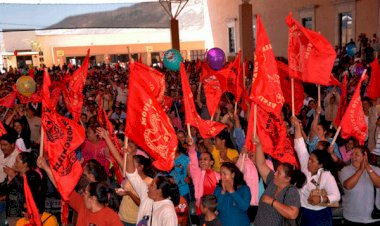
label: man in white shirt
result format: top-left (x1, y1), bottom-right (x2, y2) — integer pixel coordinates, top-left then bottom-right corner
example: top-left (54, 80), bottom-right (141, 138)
top-left (0, 131), bottom-right (19, 225)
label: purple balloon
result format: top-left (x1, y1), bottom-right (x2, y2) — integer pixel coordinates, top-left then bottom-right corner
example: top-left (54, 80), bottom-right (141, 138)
top-left (355, 66), bottom-right (365, 76)
top-left (206, 48), bottom-right (225, 70)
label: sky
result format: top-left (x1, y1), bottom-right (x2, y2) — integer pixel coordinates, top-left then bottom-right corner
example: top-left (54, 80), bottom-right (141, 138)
top-left (0, 0), bottom-right (155, 30)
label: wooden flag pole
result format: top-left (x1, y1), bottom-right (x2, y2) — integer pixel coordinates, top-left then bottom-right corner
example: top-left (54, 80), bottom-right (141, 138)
top-left (243, 61), bottom-right (246, 89)
top-left (234, 102), bottom-right (238, 115)
top-left (330, 126), bottom-right (341, 147)
top-left (187, 124), bottom-right (192, 138)
top-left (123, 137), bottom-right (129, 176)
top-left (291, 78), bottom-right (295, 117)
top-left (253, 104), bottom-right (257, 139)
top-left (39, 128), bottom-right (44, 157)
top-left (318, 85), bottom-right (321, 107)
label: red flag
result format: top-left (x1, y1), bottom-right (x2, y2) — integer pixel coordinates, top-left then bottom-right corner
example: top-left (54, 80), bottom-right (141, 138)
top-left (23, 174), bottom-right (42, 226)
top-left (328, 74), bottom-right (341, 87)
top-left (97, 102), bottom-right (124, 184)
top-left (286, 12), bottom-right (336, 85)
top-left (28, 68), bottom-right (35, 79)
top-left (367, 58), bottom-right (380, 99)
top-left (277, 61), bottom-right (304, 115)
top-left (245, 104), bottom-right (256, 152)
top-left (63, 49), bottom-right (90, 122)
top-left (196, 58), bottom-right (202, 71)
top-left (180, 63), bottom-right (226, 138)
top-left (201, 64), bottom-right (224, 117)
top-left (131, 62), bottom-right (166, 104)
top-left (42, 70), bottom-right (85, 200)
top-left (226, 51), bottom-right (244, 102)
top-left (17, 91), bottom-right (42, 104)
top-left (245, 105), bottom-right (298, 167)
top-left (0, 91), bottom-right (17, 108)
top-left (340, 74), bottom-right (368, 145)
top-left (0, 121), bottom-right (7, 136)
top-left (126, 62), bottom-right (177, 171)
top-left (334, 74), bottom-right (348, 127)
top-left (251, 15), bottom-right (284, 116)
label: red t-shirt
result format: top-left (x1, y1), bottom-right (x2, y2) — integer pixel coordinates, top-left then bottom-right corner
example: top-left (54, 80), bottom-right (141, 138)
top-left (69, 191), bottom-right (123, 226)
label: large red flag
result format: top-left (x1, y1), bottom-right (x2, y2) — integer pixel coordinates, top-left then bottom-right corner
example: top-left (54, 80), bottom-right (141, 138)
top-left (63, 49), bottom-right (90, 122)
top-left (286, 13), bottom-right (336, 85)
top-left (17, 91), bottom-right (42, 104)
top-left (23, 174), bottom-right (42, 226)
top-left (126, 62), bottom-right (177, 171)
top-left (245, 104), bottom-right (298, 167)
top-left (42, 71), bottom-right (84, 200)
top-left (180, 63), bottom-right (226, 138)
top-left (367, 58), bottom-right (380, 99)
top-left (328, 74), bottom-right (341, 87)
top-left (277, 60), bottom-right (304, 115)
top-left (333, 74), bottom-right (348, 127)
top-left (340, 74), bottom-right (368, 145)
top-left (251, 15), bottom-right (284, 116)
top-left (0, 91), bottom-right (17, 108)
top-left (130, 62), bottom-right (166, 104)
top-left (256, 106), bottom-right (298, 166)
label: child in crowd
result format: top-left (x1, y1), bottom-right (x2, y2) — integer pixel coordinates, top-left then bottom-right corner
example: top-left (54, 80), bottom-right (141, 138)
top-left (199, 195), bottom-right (222, 226)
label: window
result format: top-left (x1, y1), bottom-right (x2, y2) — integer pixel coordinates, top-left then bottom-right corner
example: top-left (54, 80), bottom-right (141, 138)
top-left (302, 17), bottom-right (313, 30)
top-left (228, 27), bottom-right (236, 53)
top-left (190, 50), bottom-right (205, 61)
top-left (339, 12), bottom-right (353, 47)
top-left (333, 0), bottom-right (356, 48)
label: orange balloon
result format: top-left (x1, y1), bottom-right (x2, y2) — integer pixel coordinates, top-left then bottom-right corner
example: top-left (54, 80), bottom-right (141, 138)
top-left (16, 76), bottom-right (36, 97)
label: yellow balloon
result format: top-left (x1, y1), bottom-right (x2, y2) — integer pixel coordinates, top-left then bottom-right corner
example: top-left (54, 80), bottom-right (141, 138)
top-left (16, 76), bottom-right (36, 97)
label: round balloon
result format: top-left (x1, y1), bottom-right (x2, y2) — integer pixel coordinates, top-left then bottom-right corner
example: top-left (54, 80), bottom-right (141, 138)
top-left (206, 48), bottom-right (225, 70)
top-left (163, 49), bottom-right (183, 71)
top-left (346, 43), bottom-right (356, 57)
top-left (16, 76), bottom-right (36, 97)
top-left (355, 66), bottom-right (365, 76)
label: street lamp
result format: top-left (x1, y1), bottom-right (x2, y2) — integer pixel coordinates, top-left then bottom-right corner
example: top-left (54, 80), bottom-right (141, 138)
top-left (159, 0), bottom-right (189, 51)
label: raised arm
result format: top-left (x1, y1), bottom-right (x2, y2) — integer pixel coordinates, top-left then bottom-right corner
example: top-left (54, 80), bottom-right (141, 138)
top-left (96, 127), bottom-right (123, 167)
top-left (37, 156), bottom-right (57, 188)
top-left (254, 136), bottom-right (271, 184)
top-left (309, 106), bottom-right (322, 140)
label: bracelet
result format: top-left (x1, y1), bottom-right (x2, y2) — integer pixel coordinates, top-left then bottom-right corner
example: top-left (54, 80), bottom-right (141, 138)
top-left (320, 195), bottom-right (323, 203)
top-left (271, 199), bottom-right (276, 207)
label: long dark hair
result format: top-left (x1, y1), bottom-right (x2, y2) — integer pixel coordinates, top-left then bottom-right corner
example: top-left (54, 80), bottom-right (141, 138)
top-left (134, 155), bottom-right (155, 178)
top-left (156, 176), bottom-right (180, 206)
top-left (281, 163), bottom-right (306, 189)
top-left (312, 149), bottom-right (335, 172)
top-left (87, 182), bottom-right (119, 212)
top-left (216, 129), bottom-right (235, 149)
top-left (219, 162), bottom-right (246, 190)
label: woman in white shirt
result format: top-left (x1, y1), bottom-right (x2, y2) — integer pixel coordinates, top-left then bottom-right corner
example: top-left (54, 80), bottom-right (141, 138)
top-left (292, 116), bottom-right (341, 226)
top-left (96, 127), bottom-right (179, 226)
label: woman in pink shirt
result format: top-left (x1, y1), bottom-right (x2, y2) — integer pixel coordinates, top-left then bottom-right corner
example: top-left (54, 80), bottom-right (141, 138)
top-left (188, 138), bottom-right (220, 215)
top-left (81, 124), bottom-right (110, 174)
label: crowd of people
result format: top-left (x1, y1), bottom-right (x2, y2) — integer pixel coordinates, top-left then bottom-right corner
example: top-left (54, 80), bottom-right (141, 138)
top-left (0, 34), bottom-right (380, 226)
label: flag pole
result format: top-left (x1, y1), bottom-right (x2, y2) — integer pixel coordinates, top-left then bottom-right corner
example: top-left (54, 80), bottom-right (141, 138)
top-left (187, 124), bottom-right (191, 138)
top-left (253, 104), bottom-right (257, 139)
top-left (39, 127), bottom-right (44, 157)
top-left (123, 137), bottom-right (129, 176)
top-left (318, 85), bottom-right (321, 107)
top-left (291, 78), bottom-right (295, 117)
top-left (330, 126), bottom-right (341, 147)
top-left (243, 61), bottom-right (246, 89)
top-left (234, 102), bottom-right (238, 115)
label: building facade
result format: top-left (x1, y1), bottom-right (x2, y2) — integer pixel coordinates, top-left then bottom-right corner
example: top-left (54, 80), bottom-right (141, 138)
top-left (0, 0), bottom-right (379, 71)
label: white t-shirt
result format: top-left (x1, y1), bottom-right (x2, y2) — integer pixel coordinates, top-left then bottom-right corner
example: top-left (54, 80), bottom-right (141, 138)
top-left (0, 148), bottom-right (19, 183)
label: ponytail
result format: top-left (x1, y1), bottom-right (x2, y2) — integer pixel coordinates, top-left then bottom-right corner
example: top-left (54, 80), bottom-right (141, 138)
top-left (87, 182), bottom-right (120, 212)
top-left (282, 163), bottom-right (306, 189)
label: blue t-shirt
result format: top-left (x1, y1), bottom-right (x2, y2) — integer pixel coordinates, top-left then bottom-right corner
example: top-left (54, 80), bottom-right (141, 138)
top-left (170, 153), bottom-right (190, 196)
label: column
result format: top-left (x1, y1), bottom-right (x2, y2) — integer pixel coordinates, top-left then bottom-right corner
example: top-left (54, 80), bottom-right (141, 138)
top-left (239, 0), bottom-right (254, 61)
